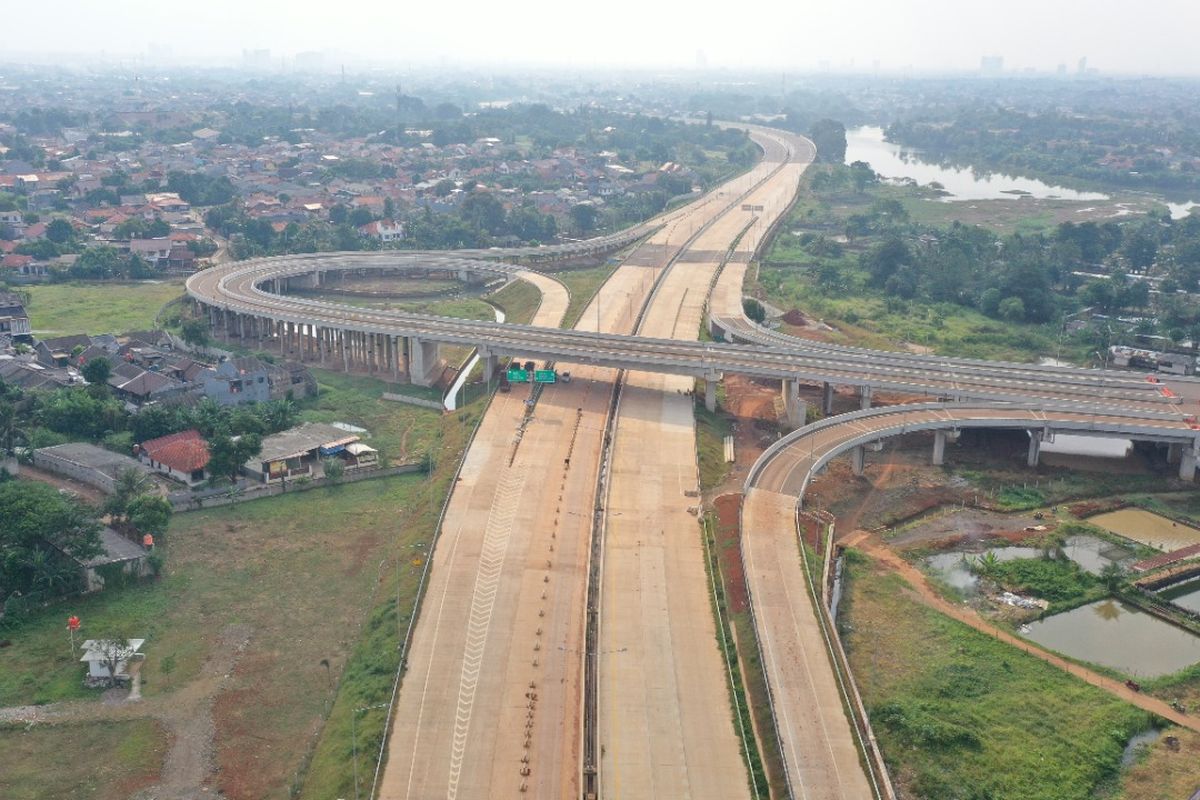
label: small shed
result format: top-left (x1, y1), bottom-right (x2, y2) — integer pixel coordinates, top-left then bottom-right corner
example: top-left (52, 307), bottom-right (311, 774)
top-left (76, 528), bottom-right (152, 592)
top-left (343, 442), bottom-right (379, 469)
top-left (80, 638), bottom-right (145, 684)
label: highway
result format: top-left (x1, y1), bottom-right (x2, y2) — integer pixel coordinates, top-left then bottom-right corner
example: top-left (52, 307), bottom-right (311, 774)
top-left (594, 142), bottom-right (804, 799)
top-left (377, 126), bottom-right (802, 799)
top-left (181, 120), bottom-right (1200, 800)
top-left (738, 400), bottom-right (1199, 800)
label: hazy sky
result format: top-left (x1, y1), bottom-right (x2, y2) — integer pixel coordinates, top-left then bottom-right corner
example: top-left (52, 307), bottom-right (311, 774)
top-left (7, 0), bottom-right (1200, 75)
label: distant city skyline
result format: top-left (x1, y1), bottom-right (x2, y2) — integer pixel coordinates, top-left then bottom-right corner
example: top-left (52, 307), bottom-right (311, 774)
top-left (5, 0), bottom-right (1200, 76)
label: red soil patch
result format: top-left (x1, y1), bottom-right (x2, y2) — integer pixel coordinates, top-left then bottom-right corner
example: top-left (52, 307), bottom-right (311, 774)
top-left (722, 374), bottom-right (779, 421)
top-left (713, 493), bottom-right (749, 613)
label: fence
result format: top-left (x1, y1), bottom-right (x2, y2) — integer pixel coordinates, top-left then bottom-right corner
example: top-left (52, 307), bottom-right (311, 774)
top-left (170, 463), bottom-right (424, 511)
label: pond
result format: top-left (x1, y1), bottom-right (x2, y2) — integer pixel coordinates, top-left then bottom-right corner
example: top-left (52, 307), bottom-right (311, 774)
top-left (1087, 508), bottom-right (1200, 552)
top-left (844, 126), bottom-right (1110, 202)
top-left (1159, 577), bottom-right (1200, 615)
top-left (1022, 598), bottom-right (1200, 678)
top-left (922, 535), bottom-right (1135, 592)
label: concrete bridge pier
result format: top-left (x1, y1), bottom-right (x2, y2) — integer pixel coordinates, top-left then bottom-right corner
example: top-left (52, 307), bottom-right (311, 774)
top-left (1027, 430), bottom-right (1043, 468)
top-left (409, 336), bottom-right (441, 387)
top-left (782, 379), bottom-right (807, 428)
top-left (851, 445), bottom-right (866, 476)
top-left (702, 371), bottom-right (723, 413)
top-left (822, 381), bottom-right (835, 415)
top-left (1180, 449), bottom-right (1197, 482)
top-left (932, 430), bottom-right (947, 466)
top-left (858, 385), bottom-right (873, 410)
top-left (478, 347), bottom-right (498, 384)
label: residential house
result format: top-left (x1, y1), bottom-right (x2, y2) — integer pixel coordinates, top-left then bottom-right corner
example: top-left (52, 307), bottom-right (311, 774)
top-left (36, 334), bottom-right (92, 367)
top-left (243, 421), bottom-right (369, 483)
top-left (128, 237), bottom-right (173, 267)
top-left (137, 428), bottom-right (210, 486)
top-left (201, 356), bottom-right (279, 405)
top-left (358, 219), bottom-right (404, 242)
top-left (107, 362), bottom-right (189, 407)
top-left (0, 292), bottom-right (31, 339)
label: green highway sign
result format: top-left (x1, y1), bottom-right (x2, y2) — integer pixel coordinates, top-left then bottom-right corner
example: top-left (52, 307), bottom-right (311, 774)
top-left (507, 368), bottom-right (529, 382)
top-left (534, 370), bottom-right (557, 384)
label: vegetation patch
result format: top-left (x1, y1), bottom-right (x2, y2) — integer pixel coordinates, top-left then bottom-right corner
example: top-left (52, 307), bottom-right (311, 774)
top-left (0, 718), bottom-right (167, 800)
top-left (695, 404), bottom-right (732, 493)
top-left (22, 281), bottom-right (184, 336)
top-left (487, 278), bottom-right (542, 325)
top-left (840, 554), bottom-right (1150, 800)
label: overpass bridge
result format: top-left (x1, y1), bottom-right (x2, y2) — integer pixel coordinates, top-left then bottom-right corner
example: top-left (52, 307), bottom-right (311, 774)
top-left (187, 249), bottom-right (1188, 416)
top-left (738, 400), bottom-right (1200, 800)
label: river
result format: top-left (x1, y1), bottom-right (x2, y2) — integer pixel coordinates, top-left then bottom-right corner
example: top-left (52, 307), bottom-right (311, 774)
top-left (845, 127), bottom-right (1200, 219)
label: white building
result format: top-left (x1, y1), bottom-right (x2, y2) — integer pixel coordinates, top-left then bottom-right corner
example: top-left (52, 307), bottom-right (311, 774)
top-left (80, 638), bottom-right (146, 684)
top-left (359, 219), bottom-right (405, 243)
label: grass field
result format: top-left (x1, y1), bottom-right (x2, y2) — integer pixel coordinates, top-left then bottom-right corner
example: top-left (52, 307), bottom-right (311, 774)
top-left (0, 718), bottom-right (167, 800)
top-left (840, 550), bottom-right (1151, 800)
top-left (487, 278), bottom-right (541, 325)
top-left (298, 368), bottom-right (444, 464)
top-left (0, 367), bottom-right (484, 798)
top-left (555, 263), bottom-right (619, 328)
top-left (22, 280), bottom-right (185, 336)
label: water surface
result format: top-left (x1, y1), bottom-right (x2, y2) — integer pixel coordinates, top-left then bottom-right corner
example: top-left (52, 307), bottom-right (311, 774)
top-left (844, 127), bottom-right (1108, 202)
top-left (1022, 599), bottom-right (1200, 678)
top-left (1088, 508), bottom-right (1200, 552)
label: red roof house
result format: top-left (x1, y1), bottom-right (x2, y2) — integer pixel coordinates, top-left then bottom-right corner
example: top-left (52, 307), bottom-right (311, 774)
top-left (138, 429), bottom-right (210, 486)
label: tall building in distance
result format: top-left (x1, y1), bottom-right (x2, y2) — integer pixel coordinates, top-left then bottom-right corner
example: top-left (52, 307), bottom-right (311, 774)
top-left (980, 55), bottom-right (1004, 75)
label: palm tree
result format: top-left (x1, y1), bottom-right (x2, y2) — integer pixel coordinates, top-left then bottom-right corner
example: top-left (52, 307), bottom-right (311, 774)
top-left (1100, 561), bottom-right (1125, 593)
top-left (971, 551), bottom-right (1001, 580)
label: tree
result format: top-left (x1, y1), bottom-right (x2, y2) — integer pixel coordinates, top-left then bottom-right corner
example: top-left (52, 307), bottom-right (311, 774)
top-left (180, 318), bottom-right (210, 348)
top-left (322, 457), bottom-right (345, 483)
top-left (1100, 561), bottom-right (1125, 593)
top-left (570, 203), bottom-right (599, 234)
top-left (328, 203), bottom-right (349, 225)
top-left (0, 481), bottom-right (100, 607)
top-left (46, 218), bottom-right (74, 244)
top-left (91, 637), bottom-right (138, 688)
top-left (349, 207), bottom-right (374, 228)
top-left (998, 296), bottom-right (1026, 322)
top-left (743, 298), bottom-right (767, 324)
top-left (105, 467), bottom-right (153, 522)
top-left (127, 494), bottom-right (172, 541)
top-left (81, 356), bottom-right (112, 388)
top-left (207, 432), bottom-right (261, 484)
top-left (809, 119), bottom-right (847, 164)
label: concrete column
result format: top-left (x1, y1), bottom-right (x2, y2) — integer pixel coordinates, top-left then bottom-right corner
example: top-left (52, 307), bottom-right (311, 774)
top-left (479, 348), bottom-right (498, 384)
top-left (932, 430), bottom-right (947, 466)
top-left (1180, 450), bottom-right (1197, 482)
top-left (822, 381), bottom-right (835, 415)
top-left (410, 336), bottom-right (440, 387)
top-left (783, 379), bottom-right (806, 428)
top-left (859, 385), bottom-right (873, 410)
top-left (705, 378), bottom-right (718, 412)
top-left (1027, 430), bottom-right (1042, 468)
top-left (340, 330), bottom-right (349, 372)
top-left (851, 445), bottom-right (866, 476)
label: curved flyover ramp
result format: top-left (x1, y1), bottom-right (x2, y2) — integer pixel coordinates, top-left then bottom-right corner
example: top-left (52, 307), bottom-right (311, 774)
top-left (739, 402), bottom-right (1199, 800)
